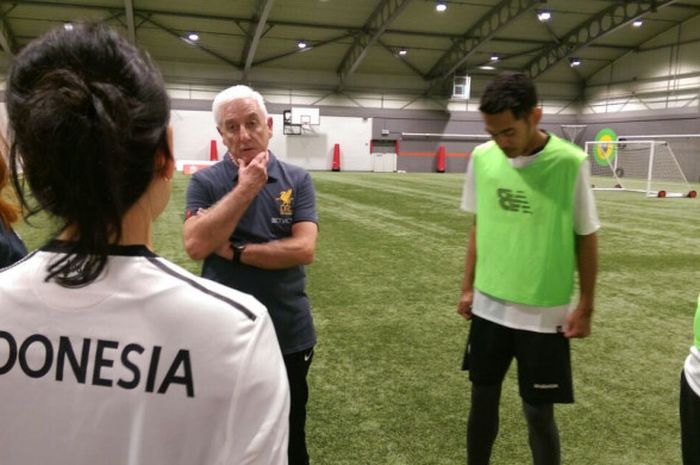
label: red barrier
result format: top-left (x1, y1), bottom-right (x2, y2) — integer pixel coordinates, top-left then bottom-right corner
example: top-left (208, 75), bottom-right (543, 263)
top-left (332, 143), bottom-right (341, 171)
top-left (436, 145), bottom-right (446, 173)
top-left (210, 140), bottom-right (218, 161)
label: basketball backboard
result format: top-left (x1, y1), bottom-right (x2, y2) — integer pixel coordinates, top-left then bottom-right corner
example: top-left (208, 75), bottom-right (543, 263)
top-left (291, 107), bottom-right (320, 125)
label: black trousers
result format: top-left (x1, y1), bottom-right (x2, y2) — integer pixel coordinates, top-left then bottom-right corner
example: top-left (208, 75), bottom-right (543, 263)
top-left (284, 347), bottom-right (314, 465)
top-left (680, 370), bottom-right (700, 465)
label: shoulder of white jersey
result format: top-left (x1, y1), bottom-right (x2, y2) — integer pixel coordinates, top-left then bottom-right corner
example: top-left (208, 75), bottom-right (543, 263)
top-left (0, 249), bottom-right (38, 275)
top-left (144, 256), bottom-right (267, 322)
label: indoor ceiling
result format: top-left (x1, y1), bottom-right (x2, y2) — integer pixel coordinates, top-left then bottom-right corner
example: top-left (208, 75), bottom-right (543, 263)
top-left (1, 0), bottom-right (700, 96)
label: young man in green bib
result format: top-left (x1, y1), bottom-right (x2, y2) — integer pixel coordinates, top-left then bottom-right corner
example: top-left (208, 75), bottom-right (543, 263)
top-left (680, 294), bottom-right (700, 464)
top-left (457, 72), bottom-right (599, 465)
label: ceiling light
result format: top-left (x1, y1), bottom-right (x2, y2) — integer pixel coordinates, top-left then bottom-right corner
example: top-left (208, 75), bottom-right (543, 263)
top-left (187, 32), bottom-right (199, 41)
top-left (632, 19), bottom-right (643, 27)
top-left (537, 9), bottom-right (551, 22)
top-left (479, 65), bottom-right (496, 71)
top-left (297, 40), bottom-right (307, 49)
top-left (64, 23), bottom-right (74, 31)
top-left (569, 57), bottom-right (581, 67)
top-left (436, 1), bottom-right (447, 12)
top-left (490, 54), bottom-right (499, 62)
top-left (398, 48), bottom-right (408, 56)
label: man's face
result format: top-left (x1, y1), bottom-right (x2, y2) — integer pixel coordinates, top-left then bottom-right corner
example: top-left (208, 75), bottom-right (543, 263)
top-left (217, 98), bottom-right (273, 164)
top-left (482, 108), bottom-right (539, 158)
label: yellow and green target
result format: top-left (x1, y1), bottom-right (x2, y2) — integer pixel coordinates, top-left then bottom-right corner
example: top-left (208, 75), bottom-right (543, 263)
top-left (594, 128), bottom-right (617, 166)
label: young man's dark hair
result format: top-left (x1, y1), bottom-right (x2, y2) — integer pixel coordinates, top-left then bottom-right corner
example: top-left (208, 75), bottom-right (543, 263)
top-left (479, 72), bottom-right (538, 119)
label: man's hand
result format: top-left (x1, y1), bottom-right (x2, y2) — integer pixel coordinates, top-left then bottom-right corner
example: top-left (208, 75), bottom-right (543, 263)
top-left (457, 289), bottom-right (474, 320)
top-left (564, 304), bottom-right (593, 338)
top-left (237, 151), bottom-right (268, 195)
top-left (214, 241), bottom-right (234, 261)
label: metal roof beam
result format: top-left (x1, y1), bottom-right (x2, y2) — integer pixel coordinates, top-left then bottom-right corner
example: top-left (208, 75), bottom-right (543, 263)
top-left (525, 0), bottom-right (680, 81)
top-left (134, 13), bottom-right (241, 70)
top-left (377, 38), bottom-right (426, 80)
top-left (0, 17), bottom-right (15, 55)
top-left (0, 4), bottom-right (17, 55)
top-left (124, 0), bottom-right (135, 43)
top-left (1, 0), bottom-right (640, 51)
top-left (253, 32), bottom-right (352, 66)
top-left (427, 0), bottom-right (542, 80)
top-left (336, 0), bottom-right (414, 86)
top-left (242, 0), bottom-right (275, 80)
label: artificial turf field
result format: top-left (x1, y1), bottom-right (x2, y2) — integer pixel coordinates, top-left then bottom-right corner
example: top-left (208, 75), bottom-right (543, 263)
top-left (16, 171), bottom-right (700, 465)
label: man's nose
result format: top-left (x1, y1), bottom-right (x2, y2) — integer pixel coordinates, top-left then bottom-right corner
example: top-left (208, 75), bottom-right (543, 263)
top-left (238, 126), bottom-right (250, 140)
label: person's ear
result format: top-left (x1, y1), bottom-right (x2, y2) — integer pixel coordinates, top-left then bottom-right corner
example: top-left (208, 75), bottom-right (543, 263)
top-left (162, 155), bottom-right (175, 180)
top-left (156, 126), bottom-right (175, 180)
top-left (267, 116), bottom-right (273, 137)
top-left (531, 107), bottom-right (543, 126)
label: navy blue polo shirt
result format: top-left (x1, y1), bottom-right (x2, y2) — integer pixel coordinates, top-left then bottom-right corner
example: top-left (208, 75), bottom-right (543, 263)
top-left (0, 221), bottom-right (27, 269)
top-left (185, 152), bottom-right (318, 354)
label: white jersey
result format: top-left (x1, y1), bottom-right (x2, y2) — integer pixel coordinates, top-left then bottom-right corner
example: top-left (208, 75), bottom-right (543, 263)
top-left (684, 346), bottom-right (700, 397)
top-left (0, 242), bottom-right (289, 465)
top-left (461, 144), bottom-right (601, 333)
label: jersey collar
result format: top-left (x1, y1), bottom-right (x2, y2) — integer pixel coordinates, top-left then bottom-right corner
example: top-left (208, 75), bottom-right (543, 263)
top-left (41, 240), bottom-right (157, 257)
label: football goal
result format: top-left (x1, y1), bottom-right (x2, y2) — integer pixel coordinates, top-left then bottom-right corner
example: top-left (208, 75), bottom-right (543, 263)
top-left (584, 139), bottom-right (697, 198)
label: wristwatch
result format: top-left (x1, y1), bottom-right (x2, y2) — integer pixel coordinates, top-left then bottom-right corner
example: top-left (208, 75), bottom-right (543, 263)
top-left (231, 242), bottom-right (247, 264)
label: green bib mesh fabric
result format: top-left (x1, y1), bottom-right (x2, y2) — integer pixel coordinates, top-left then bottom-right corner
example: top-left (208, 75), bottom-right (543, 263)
top-left (473, 135), bottom-right (586, 306)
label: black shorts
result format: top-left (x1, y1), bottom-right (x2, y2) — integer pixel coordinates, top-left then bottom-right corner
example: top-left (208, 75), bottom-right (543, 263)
top-left (680, 370), bottom-right (700, 464)
top-left (462, 315), bottom-right (574, 404)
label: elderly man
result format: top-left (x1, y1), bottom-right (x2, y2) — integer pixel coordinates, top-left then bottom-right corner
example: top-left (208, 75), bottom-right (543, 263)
top-left (184, 85), bottom-right (318, 465)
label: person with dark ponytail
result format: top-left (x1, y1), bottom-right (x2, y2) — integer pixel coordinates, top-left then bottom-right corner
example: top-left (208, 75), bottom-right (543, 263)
top-left (0, 137), bottom-right (27, 268)
top-left (0, 23), bottom-right (289, 465)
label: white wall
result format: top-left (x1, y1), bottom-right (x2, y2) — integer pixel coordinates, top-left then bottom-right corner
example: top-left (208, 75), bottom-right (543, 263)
top-left (278, 115), bottom-right (373, 171)
top-left (171, 109), bottom-right (373, 172)
top-left (171, 110), bottom-right (224, 162)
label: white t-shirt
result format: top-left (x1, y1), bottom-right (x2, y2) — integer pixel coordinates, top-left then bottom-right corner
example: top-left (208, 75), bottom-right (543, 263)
top-left (0, 243), bottom-right (289, 465)
top-left (684, 346), bottom-right (700, 397)
top-left (461, 145), bottom-right (601, 333)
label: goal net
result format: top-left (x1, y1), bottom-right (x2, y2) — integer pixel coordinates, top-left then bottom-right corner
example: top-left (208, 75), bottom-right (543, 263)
top-left (584, 140), bottom-right (696, 198)
top-left (561, 124), bottom-right (587, 145)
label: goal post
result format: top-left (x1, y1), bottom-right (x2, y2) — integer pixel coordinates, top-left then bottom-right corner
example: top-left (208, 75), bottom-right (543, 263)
top-left (584, 139), bottom-right (696, 198)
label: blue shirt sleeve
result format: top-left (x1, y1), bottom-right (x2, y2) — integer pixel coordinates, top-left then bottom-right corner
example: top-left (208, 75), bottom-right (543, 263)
top-left (185, 172), bottom-right (215, 221)
top-left (293, 171), bottom-right (318, 225)
top-left (0, 223), bottom-right (27, 268)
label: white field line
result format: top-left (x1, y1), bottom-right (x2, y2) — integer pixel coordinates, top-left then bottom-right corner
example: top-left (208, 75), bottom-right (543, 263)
top-left (316, 191), bottom-right (466, 248)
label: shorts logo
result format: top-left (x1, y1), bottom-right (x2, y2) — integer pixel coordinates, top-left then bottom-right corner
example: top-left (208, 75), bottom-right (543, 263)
top-left (277, 188), bottom-right (293, 216)
top-left (497, 188), bottom-right (532, 214)
top-left (533, 383), bottom-right (559, 389)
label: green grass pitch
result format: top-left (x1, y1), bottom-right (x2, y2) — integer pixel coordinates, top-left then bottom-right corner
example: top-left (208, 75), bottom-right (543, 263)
top-left (15, 171), bottom-right (700, 465)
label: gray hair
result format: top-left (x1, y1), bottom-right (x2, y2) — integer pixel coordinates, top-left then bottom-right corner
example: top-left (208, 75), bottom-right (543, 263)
top-left (212, 84), bottom-right (268, 126)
